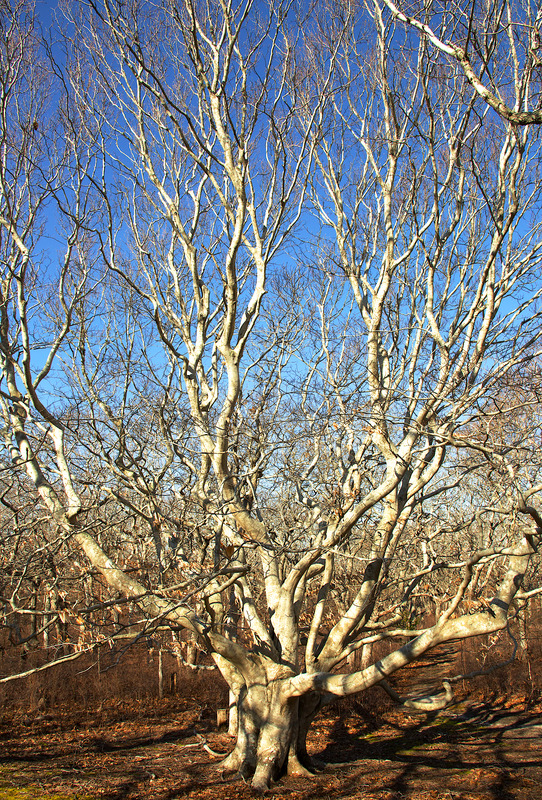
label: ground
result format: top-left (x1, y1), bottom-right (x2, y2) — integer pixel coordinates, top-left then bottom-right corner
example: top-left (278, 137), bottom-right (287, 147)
top-left (1, 691), bottom-right (542, 800)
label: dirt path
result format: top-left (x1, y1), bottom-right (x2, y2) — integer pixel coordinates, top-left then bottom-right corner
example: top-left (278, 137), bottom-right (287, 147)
top-left (2, 694), bottom-right (542, 800)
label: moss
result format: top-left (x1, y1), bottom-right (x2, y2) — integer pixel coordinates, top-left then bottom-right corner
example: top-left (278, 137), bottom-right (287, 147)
top-left (0, 772), bottom-right (94, 800)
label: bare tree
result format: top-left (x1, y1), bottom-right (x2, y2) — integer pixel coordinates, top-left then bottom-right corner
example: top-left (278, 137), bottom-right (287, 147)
top-left (2, 0), bottom-right (542, 790)
top-left (380, 0), bottom-right (542, 124)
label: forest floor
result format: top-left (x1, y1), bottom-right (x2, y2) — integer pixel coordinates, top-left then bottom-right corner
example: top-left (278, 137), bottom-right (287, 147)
top-left (1, 689), bottom-right (542, 800)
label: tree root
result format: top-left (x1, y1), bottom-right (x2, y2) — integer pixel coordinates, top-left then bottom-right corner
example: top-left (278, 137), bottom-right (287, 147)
top-left (380, 678), bottom-right (454, 711)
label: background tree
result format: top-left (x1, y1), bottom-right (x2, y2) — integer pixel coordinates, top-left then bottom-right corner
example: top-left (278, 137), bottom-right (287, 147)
top-left (2, 0), bottom-right (542, 790)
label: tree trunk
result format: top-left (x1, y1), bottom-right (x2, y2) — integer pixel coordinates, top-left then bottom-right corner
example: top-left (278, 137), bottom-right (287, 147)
top-left (158, 648), bottom-right (164, 699)
top-left (361, 642), bottom-right (373, 670)
top-left (220, 679), bottom-right (324, 791)
top-left (228, 689), bottom-right (238, 736)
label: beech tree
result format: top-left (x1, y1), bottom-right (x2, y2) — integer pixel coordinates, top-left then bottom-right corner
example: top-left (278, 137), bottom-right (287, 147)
top-left (381, 0), bottom-right (542, 125)
top-left (2, 0), bottom-right (542, 790)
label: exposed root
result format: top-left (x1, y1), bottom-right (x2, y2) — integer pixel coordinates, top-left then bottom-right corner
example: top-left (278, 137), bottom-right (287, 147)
top-left (287, 761), bottom-right (315, 778)
top-left (380, 678), bottom-right (454, 711)
top-left (176, 734), bottom-right (229, 759)
top-left (251, 774), bottom-right (273, 793)
top-left (220, 750), bottom-right (243, 773)
top-left (196, 733), bottom-right (229, 758)
top-left (287, 749), bottom-right (323, 776)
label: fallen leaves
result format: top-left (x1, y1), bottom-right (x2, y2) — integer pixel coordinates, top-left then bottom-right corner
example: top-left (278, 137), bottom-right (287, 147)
top-left (1, 696), bottom-right (542, 799)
